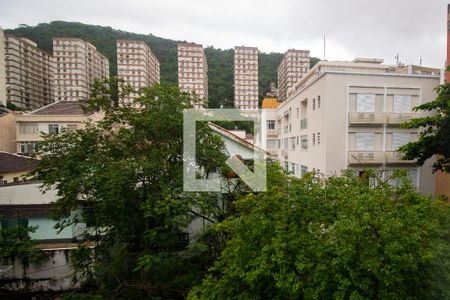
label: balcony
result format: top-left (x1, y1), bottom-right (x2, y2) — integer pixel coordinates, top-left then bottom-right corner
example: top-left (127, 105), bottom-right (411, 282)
top-left (300, 118), bottom-right (308, 130)
top-left (348, 112), bottom-right (386, 125)
top-left (348, 151), bottom-right (384, 164)
top-left (385, 151), bottom-right (416, 164)
top-left (388, 113), bottom-right (418, 124)
top-left (267, 129), bottom-right (277, 136)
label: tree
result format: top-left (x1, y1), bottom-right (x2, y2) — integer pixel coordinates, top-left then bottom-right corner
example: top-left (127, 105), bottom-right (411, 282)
top-left (33, 81), bottom-right (228, 298)
top-left (189, 168), bottom-right (450, 299)
top-left (399, 82), bottom-right (450, 173)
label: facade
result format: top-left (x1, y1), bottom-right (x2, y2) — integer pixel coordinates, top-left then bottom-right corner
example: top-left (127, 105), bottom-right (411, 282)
top-left (177, 42), bottom-right (208, 105)
top-left (277, 49), bottom-right (310, 102)
top-left (15, 101), bottom-right (100, 155)
top-left (264, 59), bottom-right (439, 195)
top-left (1, 29), bottom-right (53, 109)
top-left (0, 29), bottom-right (6, 106)
top-left (117, 40), bottom-right (160, 104)
top-left (53, 38), bottom-right (109, 102)
top-left (234, 46), bottom-right (258, 110)
top-left (0, 108), bottom-right (17, 153)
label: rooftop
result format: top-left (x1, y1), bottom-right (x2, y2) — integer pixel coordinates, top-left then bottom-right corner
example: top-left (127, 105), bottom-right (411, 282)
top-left (0, 152), bottom-right (38, 174)
top-left (30, 101), bottom-right (91, 116)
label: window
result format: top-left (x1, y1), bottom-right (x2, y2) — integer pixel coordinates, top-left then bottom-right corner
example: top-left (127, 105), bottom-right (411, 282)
top-left (267, 120), bottom-right (275, 130)
top-left (290, 137), bottom-right (296, 150)
top-left (317, 133), bottom-right (321, 145)
top-left (266, 140), bottom-right (276, 149)
top-left (291, 163), bottom-right (296, 174)
top-left (312, 133), bottom-right (316, 146)
top-left (313, 98), bottom-right (316, 110)
top-left (317, 95), bottom-right (321, 108)
top-left (19, 123), bottom-right (38, 134)
top-left (1, 218), bottom-right (28, 229)
top-left (393, 95), bottom-right (412, 113)
top-left (356, 94), bottom-right (376, 112)
top-left (392, 132), bottom-right (410, 150)
top-left (283, 138), bottom-right (289, 150)
top-left (300, 165), bottom-right (308, 177)
top-left (48, 124), bottom-right (59, 134)
top-left (356, 133), bottom-right (375, 151)
top-left (296, 108), bottom-right (299, 118)
top-left (284, 161), bottom-right (289, 171)
top-left (20, 141), bottom-right (36, 154)
top-left (301, 135), bottom-right (308, 150)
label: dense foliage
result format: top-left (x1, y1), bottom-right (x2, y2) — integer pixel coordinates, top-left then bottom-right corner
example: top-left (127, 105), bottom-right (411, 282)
top-left (6, 21), bottom-right (320, 108)
top-left (189, 170), bottom-right (450, 299)
top-left (33, 81), bottom-right (229, 298)
top-left (0, 225), bottom-right (43, 269)
top-left (400, 82), bottom-right (450, 173)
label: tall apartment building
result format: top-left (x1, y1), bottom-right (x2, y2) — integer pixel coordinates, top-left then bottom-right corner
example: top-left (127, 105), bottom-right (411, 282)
top-left (177, 42), bottom-right (208, 105)
top-left (234, 46), bottom-right (258, 110)
top-left (53, 38), bottom-right (109, 102)
top-left (0, 29), bottom-right (53, 109)
top-left (117, 40), bottom-right (160, 104)
top-left (0, 30), bottom-right (6, 107)
top-left (264, 58), bottom-right (439, 195)
top-left (277, 49), bottom-right (310, 102)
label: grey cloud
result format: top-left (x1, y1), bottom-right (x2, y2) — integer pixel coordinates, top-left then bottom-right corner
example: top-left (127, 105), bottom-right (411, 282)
top-left (0, 0), bottom-right (447, 67)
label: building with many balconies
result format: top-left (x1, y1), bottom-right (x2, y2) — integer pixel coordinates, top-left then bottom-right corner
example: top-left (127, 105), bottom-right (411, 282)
top-left (264, 58), bottom-right (439, 195)
top-left (277, 49), bottom-right (310, 102)
top-left (0, 29), bottom-right (54, 109)
top-left (177, 42), bottom-right (208, 106)
top-left (234, 46), bottom-right (258, 110)
top-left (52, 38), bottom-right (109, 102)
top-left (117, 40), bottom-right (160, 104)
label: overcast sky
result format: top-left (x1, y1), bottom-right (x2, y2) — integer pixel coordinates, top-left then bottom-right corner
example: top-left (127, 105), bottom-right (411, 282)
top-left (0, 0), bottom-right (447, 68)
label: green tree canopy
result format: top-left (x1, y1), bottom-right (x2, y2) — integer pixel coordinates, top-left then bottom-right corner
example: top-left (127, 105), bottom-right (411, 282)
top-left (33, 81), bottom-right (228, 298)
top-left (400, 82), bottom-right (450, 173)
top-left (189, 169), bottom-right (450, 299)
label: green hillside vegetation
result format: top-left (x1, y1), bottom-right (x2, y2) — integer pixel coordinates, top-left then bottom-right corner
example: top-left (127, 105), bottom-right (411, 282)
top-left (6, 21), bottom-right (320, 108)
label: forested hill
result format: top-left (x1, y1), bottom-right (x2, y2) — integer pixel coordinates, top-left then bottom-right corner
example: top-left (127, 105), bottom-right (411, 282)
top-left (6, 21), bottom-right (320, 108)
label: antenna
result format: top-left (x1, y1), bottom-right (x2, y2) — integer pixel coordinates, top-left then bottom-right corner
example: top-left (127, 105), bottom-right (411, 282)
top-left (323, 35), bottom-right (326, 61)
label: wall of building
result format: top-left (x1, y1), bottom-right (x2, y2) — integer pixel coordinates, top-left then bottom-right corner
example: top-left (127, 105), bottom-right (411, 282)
top-left (0, 183), bottom-right (58, 205)
top-left (0, 29), bottom-right (6, 106)
top-left (0, 112), bottom-right (17, 152)
top-left (0, 247), bottom-right (78, 293)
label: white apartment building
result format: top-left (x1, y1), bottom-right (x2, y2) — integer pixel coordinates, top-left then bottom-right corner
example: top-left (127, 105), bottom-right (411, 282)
top-left (178, 42), bottom-right (208, 105)
top-left (0, 29), bottom-right (53, 109)
top-left (234, 46), bottom-right (258, 110)
top-left (117, 40), bottom-right (160, 104)
top-left (53, 38), bottom-right (109, 102)
top-left (277, 49), bottom-right (310, 102)
top-left (265, 58), bottom-right (439, 195)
